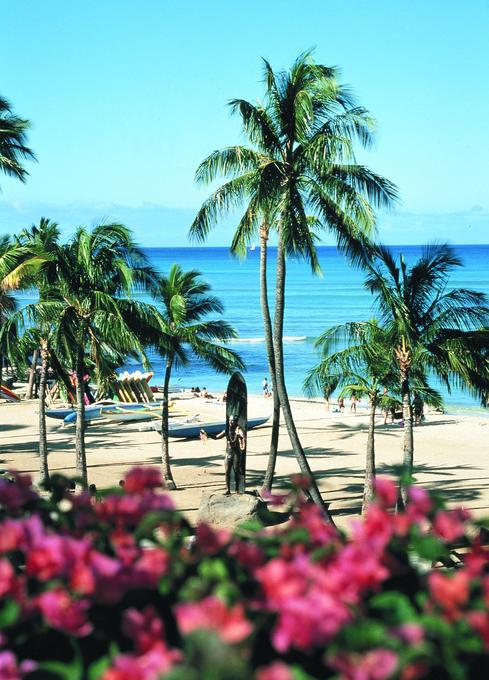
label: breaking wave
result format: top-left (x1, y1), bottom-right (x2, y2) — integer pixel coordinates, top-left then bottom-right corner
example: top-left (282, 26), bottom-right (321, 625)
top-left (230, 336), bottom-right (308, 344)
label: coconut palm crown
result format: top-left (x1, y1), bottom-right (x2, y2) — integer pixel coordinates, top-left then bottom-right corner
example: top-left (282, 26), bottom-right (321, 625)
top-left (0, 95), bottom-right (35, 186)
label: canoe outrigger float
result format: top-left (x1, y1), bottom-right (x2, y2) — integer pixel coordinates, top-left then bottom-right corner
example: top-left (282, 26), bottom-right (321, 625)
top-left (154, 414), bottom-right (270, 439)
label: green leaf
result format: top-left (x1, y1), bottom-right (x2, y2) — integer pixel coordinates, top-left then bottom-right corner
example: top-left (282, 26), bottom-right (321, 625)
top-left (37, 659), bottom-right (82, 680)
top-left (291, 668), bottom-right (317, 680)
top-left (236, 518), bottom-right (263, 533)
top-left (0, 599), bottom-right (19, 629)
top-left (370, 591), bottom-right (418, 624)
top-left (342, 620), bottom-right (387, 649)
top-left (88, 655), bottom-right (111, 680)
top-left (198, 558), bottom-right (229, 582)
top-left (410, 534), bottom-right (448, 562)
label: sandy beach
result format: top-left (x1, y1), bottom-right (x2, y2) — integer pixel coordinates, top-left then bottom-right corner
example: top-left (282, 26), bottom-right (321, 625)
top-left (1, 394), bottom-right (488, 528)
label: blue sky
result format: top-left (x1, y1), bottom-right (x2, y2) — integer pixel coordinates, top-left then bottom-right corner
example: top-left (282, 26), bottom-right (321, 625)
top-left (1, 0), bottom-right (488, 245)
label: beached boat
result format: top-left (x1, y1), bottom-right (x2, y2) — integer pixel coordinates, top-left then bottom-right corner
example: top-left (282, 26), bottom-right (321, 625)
top-left (47, 400), bottom-right (116, 421)
top-left (163, 414), bottom-right (270, 439)
top-left (62, 402), bottom-right (152, 425)
top-left (102, 406), bottom-right (161, 422)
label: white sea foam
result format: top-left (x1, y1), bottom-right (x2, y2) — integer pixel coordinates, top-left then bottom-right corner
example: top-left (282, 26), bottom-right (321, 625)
top-left (230, 336), bottom-right (307, 343)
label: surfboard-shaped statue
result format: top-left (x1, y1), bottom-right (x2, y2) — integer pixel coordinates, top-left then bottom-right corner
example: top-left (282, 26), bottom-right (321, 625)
top-left (225, 372), bottom-right (247, 494)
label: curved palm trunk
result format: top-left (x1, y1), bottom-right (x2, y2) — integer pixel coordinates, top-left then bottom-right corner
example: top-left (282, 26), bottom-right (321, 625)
top-left (362, 396), bottom-right (377, 514)
top-left (273, 234), bottom-right (334, 522)
top-left (75, 344), bottom-right (88, 488)
top-left (260, 225), bottom-right (281, 492)
top-left (26, 349), bottom-right (39, 399)
top-left (161, 356), bottom-right (176, 490)
top-left (38, 342), bottom-right (50, 486)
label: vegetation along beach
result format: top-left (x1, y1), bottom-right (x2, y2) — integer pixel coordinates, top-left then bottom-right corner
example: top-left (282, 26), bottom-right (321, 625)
top-left (1, 3), bottom-right (489, 678)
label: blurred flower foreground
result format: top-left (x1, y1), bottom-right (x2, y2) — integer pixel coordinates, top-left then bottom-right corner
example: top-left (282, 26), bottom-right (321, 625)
top-left (0, 467), bottom-right (488, 680)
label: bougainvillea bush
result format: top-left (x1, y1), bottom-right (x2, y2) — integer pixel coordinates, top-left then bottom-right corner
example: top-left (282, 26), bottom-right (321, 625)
top-left (0, 468), bottom-right (488, 680)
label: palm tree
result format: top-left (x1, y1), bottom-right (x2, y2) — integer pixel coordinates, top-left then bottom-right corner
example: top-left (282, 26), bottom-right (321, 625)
top-left (304, 321), bottom-right (397, 513)
top-left (190, 51), bottom-right (398, 512)
top-left (33, 223), bottom-right (159, 487)
top-left (13, 218), bottom-right (62, 484)
top-left (363, 243), bottom-right (489, 502)
top-left (304, 320), bottom-right (442, 513)
top-left (0, 95), bottom-right (35, 187)
top-left (153, 264), bottom-right (244, 489)
top-left (258, 221), bottom-right (281, 492)
top-left (0, 234), bottom-right (44, 388)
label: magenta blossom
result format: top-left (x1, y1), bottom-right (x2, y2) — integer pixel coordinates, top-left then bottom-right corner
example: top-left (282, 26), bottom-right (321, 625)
top-left (176, 595), bottom-right (252, 644)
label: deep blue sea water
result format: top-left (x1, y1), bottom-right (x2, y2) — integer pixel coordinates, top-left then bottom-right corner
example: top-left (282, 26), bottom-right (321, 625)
top-left (126, 245), bottom-right (489, 414)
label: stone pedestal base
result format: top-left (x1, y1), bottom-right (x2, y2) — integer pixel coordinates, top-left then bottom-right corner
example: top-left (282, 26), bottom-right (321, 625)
top-left (197, 491), bottom-right (264, 528)
top-left (197, 491), bottom-right (291, 529)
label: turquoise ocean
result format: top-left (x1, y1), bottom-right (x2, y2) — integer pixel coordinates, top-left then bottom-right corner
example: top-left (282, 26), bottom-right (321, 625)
top-left (126, 245), bottom-right (488, 414)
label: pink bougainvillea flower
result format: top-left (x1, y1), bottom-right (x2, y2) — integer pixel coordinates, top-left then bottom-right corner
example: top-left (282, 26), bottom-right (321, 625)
top-left (229, 539), bottom-right (265, 570)
top-left (0, 559), bottom-right (15, 598)
top-left (432, 509), bottom-right (468, 542)
top-left (467, 610), bottom-right (489, 649)
top-left (374, 478), bottom-right (398, 508)
top-left (25, 535), bottom-right (66, 581)
top-left (37, 588), bottom-right (92, 636)
top-left (390, 623), bottom-right (424, 645)
top-left (0, 519), bottom-right (23, 554)
top-left (134, 548), bottom-right (168, 583)
top-left (406, 486), bottom-right (432, 520)
top-left (0, 472), bottom-right (37, 511)
top-left (292, 501), bottom-right (338, 545)
top-left (428, 571), bottom-right (470, 619)
top-left (195, 522), bottom-right (231, 554)
top-left (122, 606), bottom-right (165, 654)
top-left (0, 651), bottom-right (37, 680)
top-left (255, 661), bottom-right (294, 680)
top-left (175, 595), bottom-right (252, 644)
top-left (329, 648), bottom-right (398, 680)
top-left (103, 642), bottom-right (181, 680)
top-left (351, 504), bottom-right (393, 552)
top-left (123, 466), bottom-right (164, 494)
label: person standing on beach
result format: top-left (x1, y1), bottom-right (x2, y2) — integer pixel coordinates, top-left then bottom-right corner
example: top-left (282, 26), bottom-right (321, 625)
top-left (350, 393), bottom-right (358, 413)
top-left (262, 377), bottom-right (269, 397)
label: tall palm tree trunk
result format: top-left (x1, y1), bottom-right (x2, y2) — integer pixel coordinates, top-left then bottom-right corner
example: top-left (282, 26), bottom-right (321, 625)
top-left (396, 342), bottom-right (413, 506)
top-left (75, 344), bottom-right (88, 488)
top-left (260, 225), bottom-right (281, 492)
top-left (38, 341), bottom-right (50, 486)
top-left (161, 356), bottom-right (176, 490)
top-left (273, 234), bottom-right (333, 522)
top-left (26, 348), bottom-right (39, 399)
top-left (362, 396), bottom-right (377, 514)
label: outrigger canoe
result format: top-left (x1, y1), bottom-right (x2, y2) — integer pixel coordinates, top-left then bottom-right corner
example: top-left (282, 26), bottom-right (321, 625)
top-left (47, 400), bottom-right (116, 421)
top-left (160, 415), bottom-right (270, 439)
top-left (62, 402), bottom-right (152, 425)
top-left (101, 406), bottom-right (161, 423)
